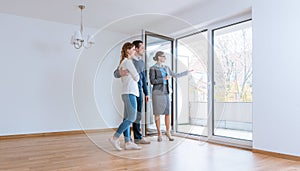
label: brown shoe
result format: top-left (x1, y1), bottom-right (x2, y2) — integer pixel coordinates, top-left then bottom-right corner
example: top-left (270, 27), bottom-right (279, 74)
top-left (134, 138), bottom-right (151, 144)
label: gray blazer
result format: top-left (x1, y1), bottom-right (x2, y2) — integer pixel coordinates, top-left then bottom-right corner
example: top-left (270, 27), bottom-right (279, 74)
top-left (149, 64), bottom-right (189, 95)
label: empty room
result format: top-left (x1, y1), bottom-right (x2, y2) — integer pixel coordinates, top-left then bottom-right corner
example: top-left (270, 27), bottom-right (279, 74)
top-left (1, 0), bottom-right (300, 170)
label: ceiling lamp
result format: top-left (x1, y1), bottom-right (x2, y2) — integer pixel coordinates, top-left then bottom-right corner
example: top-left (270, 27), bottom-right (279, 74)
top-left (71, 5), bottom-right (95, 49)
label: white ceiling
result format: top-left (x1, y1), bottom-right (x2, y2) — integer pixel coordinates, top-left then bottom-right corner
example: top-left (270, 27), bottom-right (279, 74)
top-left (0, 0), bottom-right (210, 33)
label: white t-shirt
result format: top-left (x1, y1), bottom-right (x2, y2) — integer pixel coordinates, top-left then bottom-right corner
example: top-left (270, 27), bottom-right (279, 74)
top-left (119, 58), bottom-right (140, 97)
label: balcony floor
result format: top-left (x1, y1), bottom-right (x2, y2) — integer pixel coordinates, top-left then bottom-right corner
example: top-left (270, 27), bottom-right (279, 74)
top-left (177, 124), bottom-right (252, 141)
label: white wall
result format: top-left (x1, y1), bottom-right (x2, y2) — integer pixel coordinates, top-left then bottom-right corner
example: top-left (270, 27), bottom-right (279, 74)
top-left (73, 29), bottom-right (130, 130)
top-left (0, 13), bottom-right (128, 135)
top-left (252, 0), bottom-right (300, 156)
top-left (0, 13), bottom-right (79, 135)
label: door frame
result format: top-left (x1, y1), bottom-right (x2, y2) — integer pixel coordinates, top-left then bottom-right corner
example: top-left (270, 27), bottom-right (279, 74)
top-left (142, 30), bottom-right (174, 136)
top-left (174, 29), bottom-right (208, 137)
top-left (172, 14), bottom-right (253, 149)
top-left (210, 18), bottom-right (253, 147)
top-left (142, 13), bottom-right (253, 149)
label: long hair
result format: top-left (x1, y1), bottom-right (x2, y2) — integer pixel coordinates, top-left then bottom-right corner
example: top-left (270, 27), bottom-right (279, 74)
top-left (120, 42), bottom-right (134, 64)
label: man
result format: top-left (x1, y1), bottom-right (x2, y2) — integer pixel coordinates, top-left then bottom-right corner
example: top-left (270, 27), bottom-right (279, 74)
top-left (114, 40), bottom-right (150, 144)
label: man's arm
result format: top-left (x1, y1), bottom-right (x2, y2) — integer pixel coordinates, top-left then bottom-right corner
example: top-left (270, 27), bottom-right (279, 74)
top-left (141, 70), bottom-right (149, 96)
top-left (141, 70), bottom-right (150, 102)
top-left (113, 67), bottom-right (129, 78)
top-left (113, 68), bottom-right (121, 78)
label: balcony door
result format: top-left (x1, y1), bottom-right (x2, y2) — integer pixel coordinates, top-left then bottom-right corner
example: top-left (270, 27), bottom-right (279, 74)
top-left (176, 30), bottom-right (209, 137)
top-left (212, 20), bottom-right (252, 141)
top-left (143, 31), bottom-right (174, 135)
top-left (142, 19), bottom-right (252, 146)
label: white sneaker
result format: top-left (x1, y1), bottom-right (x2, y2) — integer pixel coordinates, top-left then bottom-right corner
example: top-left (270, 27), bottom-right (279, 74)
top-left (125, 142), bottom-right (142, 150)
top-left (109, 137), bottom-right (122, 151)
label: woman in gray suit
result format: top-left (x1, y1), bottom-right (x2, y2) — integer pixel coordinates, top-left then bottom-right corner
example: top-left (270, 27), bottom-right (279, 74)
top-left (149, 51), bottom-right (192, 142)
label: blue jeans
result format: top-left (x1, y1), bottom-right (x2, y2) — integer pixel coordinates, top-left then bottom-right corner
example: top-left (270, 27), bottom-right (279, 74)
top-left (132, 90), bottom-right (143, 140)
top-left (114, 94), bottom-right (137, 142)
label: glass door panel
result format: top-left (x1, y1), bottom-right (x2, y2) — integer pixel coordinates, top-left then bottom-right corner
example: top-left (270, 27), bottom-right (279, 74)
top-left (176, 31), bottom-right (208, 136)
top-left (212, 20), bottom-right (252, 141)
top-left (144, 31), bottom-right (174, 135)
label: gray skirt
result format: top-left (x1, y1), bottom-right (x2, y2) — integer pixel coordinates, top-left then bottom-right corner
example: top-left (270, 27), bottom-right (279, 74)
top-left (152, 85), bottom-right (170, 115)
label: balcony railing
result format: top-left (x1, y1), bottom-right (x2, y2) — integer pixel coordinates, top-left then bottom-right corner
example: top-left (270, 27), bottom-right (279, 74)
top-left (178, 101), bottom-right (252, 131)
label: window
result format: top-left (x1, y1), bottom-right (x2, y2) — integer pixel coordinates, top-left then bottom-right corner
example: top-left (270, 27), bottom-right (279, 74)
top-left (212, 20), bottom-right (252, 141)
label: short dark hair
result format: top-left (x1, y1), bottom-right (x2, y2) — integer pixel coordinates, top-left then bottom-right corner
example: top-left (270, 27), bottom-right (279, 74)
top-left (132, 40), bottom-right (143, 48)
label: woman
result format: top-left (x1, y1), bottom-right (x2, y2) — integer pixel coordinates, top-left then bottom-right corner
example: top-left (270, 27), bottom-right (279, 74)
top-left (109, 42), bottom-right (141, 150)
top-left (149, 51), bottom-right (192, 142)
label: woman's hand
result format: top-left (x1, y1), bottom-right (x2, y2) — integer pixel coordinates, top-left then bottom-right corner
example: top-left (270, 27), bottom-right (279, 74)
top-left (164, 75), bottom-right (171, 80)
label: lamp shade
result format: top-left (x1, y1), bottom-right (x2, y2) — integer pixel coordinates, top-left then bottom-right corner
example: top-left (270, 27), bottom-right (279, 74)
top-left (74, 31), bottom-right (83, 41)
top-left (70, 35), bottom-right (75, 44)
top-left (87, 34), bottom-right (95, 44)
top-left (71, 5), bottom-right (95, 49)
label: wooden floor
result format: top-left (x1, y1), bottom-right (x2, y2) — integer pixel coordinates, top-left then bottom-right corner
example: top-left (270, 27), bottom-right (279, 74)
top-left (1, 131), bottom-right (300, 171)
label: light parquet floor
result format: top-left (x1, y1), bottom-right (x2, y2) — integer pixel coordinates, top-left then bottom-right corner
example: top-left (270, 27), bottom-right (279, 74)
top-left (1, 131), bottom-right (300, 171)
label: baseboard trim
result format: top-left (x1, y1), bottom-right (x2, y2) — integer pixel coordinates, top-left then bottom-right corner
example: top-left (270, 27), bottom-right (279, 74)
top-left (253, 149), bottom-right (300, 161)
top-left (0, 128), bottom-right (116, 140)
